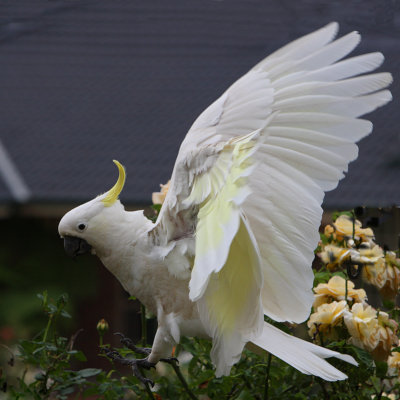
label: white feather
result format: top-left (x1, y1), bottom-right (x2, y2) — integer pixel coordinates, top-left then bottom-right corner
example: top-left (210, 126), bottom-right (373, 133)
top-left (252, 322), bottom-right (357, 381)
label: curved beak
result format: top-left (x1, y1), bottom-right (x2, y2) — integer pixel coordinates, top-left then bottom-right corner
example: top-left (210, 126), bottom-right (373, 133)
top-left (63, 236), bottom-right (92, 257)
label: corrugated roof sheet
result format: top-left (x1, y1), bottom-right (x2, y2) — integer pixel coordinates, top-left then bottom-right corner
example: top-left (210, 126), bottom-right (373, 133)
top-left (0, 0), bottom-right (399, 209)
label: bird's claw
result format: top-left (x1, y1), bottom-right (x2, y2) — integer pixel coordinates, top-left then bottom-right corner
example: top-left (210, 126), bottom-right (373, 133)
top-left (130, 357), bottom-right (156, 387)
top-left (160, 356), bottom-right (179, 365)
top-left (101, 347), bottom-right (156, 387)
top-left (114, 332), bottom-right (152, 356)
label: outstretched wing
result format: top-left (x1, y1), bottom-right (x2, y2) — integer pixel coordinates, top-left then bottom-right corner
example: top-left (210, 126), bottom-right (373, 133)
top-left (152, 22), bottom-right (392, 373)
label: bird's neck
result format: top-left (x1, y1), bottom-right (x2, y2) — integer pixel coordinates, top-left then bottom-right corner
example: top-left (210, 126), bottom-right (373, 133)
top-left (93, 208), bottom-right (156, 295)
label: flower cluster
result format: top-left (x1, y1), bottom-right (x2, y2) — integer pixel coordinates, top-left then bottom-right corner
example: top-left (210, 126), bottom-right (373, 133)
top-left (310, 213), bottom-right (400, 375)
top-left (319, 214), bottom-right (400, 300)
top-left (308, 276), bottom-right (399, 361)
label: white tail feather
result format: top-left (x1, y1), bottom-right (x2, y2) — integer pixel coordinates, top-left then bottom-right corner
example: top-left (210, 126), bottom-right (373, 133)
top-left (251, 322), bottom-right (358, 381)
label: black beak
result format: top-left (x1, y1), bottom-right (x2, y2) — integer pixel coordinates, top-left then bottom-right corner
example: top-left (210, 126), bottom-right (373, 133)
top-left (63, 236), bottom-right (92, 257)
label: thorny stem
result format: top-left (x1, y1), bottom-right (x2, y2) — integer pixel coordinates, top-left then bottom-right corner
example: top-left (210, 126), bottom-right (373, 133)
top-left (263, 353), bottom-right (272, 400)
top-left (227, 383), bottom-right (239, 398)
top-left (242, 374), bottom-right (261, 400)
top-left (318, 378), bottom-right (329, 400)
top-left (280, 385), bottom-right (296, 395)
top-left (141, 303), bottom-right (147, 346)
top-left (170, 361), bottom-right (198, 400)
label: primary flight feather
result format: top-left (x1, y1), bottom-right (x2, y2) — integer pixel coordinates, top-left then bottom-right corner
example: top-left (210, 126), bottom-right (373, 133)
top-left (58, 22), bottom-right (392, 381)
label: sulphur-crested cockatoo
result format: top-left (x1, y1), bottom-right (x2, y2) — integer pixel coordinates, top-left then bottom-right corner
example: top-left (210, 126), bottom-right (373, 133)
top-left (59, 22), bottom-right (392, 382)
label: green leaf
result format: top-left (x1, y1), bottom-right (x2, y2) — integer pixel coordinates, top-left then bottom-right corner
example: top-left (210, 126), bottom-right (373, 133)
top-left (59, 386), bottom-right (75, 396)
top-left (48, 304), bottom-right (57, 314)
top-left (152, 204), bottom-right (162, 212)
top-left (313, 270), bottom-right (332, 285)
top-left (332, 211), bottom-right (354, 222)
top-left (57, 293), bottom-right (68, 308)
top-left (348, 345), bottom-right (374, 369)
top-left (32, 346), bottom-right (45, 355)
top-left (34, 372), bottom-right (46, 381)
top-left (71, 350), bottom-right (87, 362)
top-left (375, 360), bottom-right (388, 378)
top-left (383, 299), bottom-right (395, 310)
top-left (60, 310), bottom-right (71, 319)
top-left (76, 368), bottom-right (102, 378)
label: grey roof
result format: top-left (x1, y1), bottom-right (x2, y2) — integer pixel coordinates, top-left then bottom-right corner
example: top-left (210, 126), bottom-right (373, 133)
top-left (0, 0), bottom-right (399, 210)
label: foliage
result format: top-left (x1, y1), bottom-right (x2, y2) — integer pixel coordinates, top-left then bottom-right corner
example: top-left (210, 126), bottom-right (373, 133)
top-left (0, 217), bottom-right (99, 339)
top-left (2, 211), bottom-right (400, 399)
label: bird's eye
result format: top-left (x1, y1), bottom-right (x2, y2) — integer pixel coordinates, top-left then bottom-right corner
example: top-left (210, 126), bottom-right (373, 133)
top-left (78, 223), bottom-right (86, 231)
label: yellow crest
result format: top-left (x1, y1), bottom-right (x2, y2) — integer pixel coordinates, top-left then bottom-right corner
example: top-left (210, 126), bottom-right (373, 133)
top-left (102, 160), bottom-right (126, 207)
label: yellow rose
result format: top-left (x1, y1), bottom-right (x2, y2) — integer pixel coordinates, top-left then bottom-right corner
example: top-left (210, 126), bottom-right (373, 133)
top-left (386, 251), bottom-right (400, 267)
top-left (324, 224), bottom-right (335, 237)
top-left (307, 300), bottom-right (348, 342)
top-left (344, 303), bottom-right (379, 352)
top-left (371, 312), bottom-right (399, 361)
top-left (318, 245), bottom-right (351, 271)
top-left (313, 275), bottom-right (367, 309)
top-left (388, 350), bottom-right (400, 370)
top-left (363, 258), bottom-right (388, 289)
top-left (333, 214), bottom-right (374, 242)
top-left (380, 265), bottom-right (400, 300)
top-left (353, 245), bottom-right (384, 264)
top-left (152, 180), bottom-right (171, 205)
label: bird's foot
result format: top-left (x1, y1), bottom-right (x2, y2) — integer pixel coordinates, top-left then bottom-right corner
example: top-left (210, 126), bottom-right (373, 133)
top-left (160, 356), bottom-right (179, 365)
top-left (114, 332), bottom-right (152, 356)
top-left (115, 332), bottom-right (179, 365)
top-left (102, 347), bottom-right (156, 387)
top-left (107, 332), bottom-right (179, 386)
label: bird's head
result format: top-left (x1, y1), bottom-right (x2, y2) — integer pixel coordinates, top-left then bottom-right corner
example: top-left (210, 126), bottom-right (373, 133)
top-left (58, 160), bottom-right (127, 258)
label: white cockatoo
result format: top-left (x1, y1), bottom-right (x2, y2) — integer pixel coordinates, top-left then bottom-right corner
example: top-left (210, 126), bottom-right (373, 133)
top-left (58, 22), bottom-right (392, 383)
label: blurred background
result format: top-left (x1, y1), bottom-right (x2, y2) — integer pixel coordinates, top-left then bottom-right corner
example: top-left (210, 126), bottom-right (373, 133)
top-left (0, 0), bottom-right (399, 370)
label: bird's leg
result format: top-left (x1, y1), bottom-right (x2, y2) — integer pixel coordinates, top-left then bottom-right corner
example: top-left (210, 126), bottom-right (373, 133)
top-left (102, 347), bottom-right (156, 387)
top-left (105, 328), bottom-right (178, 387)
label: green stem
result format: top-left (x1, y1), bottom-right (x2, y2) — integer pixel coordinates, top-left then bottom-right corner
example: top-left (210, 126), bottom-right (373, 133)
top-left (263, 353), bottom-right (272, 400)
top-left (143, 380), bottom-right (155, 400)
top-left (43, 315), bottom-right (53, 342)
top-left (170, 362), bottom-right (198, 400)
top-left (141, 303), bottom-right (147, 346)
top-left (99, 334), bottom-right (103, 347)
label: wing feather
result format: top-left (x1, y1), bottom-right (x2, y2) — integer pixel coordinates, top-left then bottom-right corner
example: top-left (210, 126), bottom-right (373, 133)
top-left (151, 23), bottom-right (392, 372)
